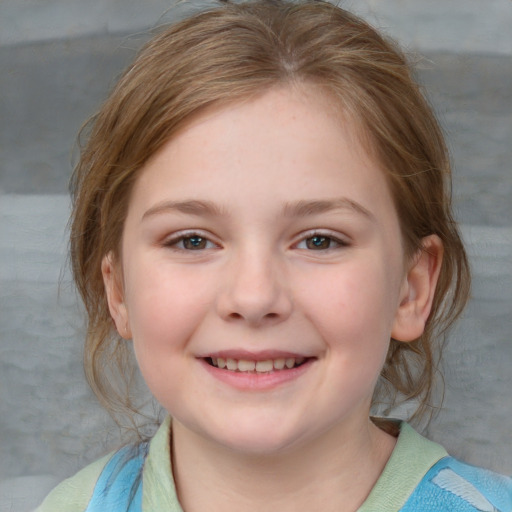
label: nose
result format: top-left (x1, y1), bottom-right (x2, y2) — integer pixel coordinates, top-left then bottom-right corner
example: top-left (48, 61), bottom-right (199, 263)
top-left (216, 249), bottom-right (293, 327)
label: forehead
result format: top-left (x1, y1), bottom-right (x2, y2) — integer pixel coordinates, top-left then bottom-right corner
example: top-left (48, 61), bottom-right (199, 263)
top-left (144, 83), bottom-right (372, 167)
top-left (129, 86), bottom-right (395, 223)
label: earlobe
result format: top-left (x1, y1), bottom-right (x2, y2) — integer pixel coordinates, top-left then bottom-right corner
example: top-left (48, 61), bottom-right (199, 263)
top-left (101, 252), bottom-right (132, 339)
top-left (391, 235), bottom-right (443, 342)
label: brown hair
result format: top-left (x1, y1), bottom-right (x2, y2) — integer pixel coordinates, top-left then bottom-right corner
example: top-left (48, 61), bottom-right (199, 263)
top-left (70, 0), bottom-right (470, 426)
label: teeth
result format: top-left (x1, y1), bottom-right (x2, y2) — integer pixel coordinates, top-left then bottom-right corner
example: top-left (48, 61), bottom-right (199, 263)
top-left (238, 360), bottom-right (256, 371)
top-left (273, 358), bottom-right (285, 370)
top-left (255, 360), bottom-right (273, 372)
top-left (210, 356), bottom-right (306, 373)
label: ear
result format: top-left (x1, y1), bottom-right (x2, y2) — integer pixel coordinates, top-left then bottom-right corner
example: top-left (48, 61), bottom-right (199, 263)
top-left (391, 235), bottom-right (443, 342)
top-left (101, 252), bottom-right (132, 339)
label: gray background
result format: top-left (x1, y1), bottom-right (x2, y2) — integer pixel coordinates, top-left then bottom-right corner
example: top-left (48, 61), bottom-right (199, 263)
top-left (1, 1), bottom-right (511, 510)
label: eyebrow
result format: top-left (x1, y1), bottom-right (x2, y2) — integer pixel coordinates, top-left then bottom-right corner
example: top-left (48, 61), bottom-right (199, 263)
top-left (142, 198), bottom-right (375, 222)
top-left (283, 198), bottom-right (376, 222)
top-left (142, 200), bottom-right (227, 220)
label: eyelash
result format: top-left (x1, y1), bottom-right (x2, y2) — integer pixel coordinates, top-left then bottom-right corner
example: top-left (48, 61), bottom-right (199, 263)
top-left (295, 231), bottom-right (349, 251)
top-left (163, 230), bottom-right (348, 252)
top-left (163, 231), bottom-right (219, 251)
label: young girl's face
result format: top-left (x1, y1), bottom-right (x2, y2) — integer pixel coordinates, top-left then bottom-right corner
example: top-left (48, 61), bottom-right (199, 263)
top-left (104, 86), bottom-right (421, 455)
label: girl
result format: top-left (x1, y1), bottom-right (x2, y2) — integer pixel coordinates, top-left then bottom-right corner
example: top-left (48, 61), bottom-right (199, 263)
top-left (37, 1), bottom-right (512, 510)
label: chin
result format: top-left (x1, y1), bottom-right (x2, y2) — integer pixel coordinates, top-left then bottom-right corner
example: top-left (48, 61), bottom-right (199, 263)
top-left (200, 418), bottom-right (311, 457)
top-left (220, 433), bottom-right (300, 457)
top-left (173, 402), bottom-right (321, 457)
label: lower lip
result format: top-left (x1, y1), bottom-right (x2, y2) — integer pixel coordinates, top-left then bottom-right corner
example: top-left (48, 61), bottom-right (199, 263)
top-left (199, 358), bottom-right (314, 391)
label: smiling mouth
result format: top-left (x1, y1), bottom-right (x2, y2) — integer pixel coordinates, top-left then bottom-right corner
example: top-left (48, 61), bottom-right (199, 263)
top-left (205, 356), bottom-right (309, 373)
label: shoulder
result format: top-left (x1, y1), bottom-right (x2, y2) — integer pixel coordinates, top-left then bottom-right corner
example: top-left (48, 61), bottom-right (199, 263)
top-left (35, 418), bottom-right (172, 512)
top-left (360, 421), bottom-right (512, 512)
top-left (401, 456), bottom-right (512, 512)
top-left (359, 421), bottom-right (449, 511)
top-left (34, 452), bottom-right (113, 512)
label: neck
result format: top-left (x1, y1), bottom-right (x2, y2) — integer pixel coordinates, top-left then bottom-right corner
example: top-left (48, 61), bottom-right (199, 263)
top-left (171, 418), bottom-right (396, 512)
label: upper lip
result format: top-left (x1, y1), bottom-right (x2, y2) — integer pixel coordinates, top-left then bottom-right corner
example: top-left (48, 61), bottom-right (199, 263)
top-left (198, 349), bottom-right (314, 361)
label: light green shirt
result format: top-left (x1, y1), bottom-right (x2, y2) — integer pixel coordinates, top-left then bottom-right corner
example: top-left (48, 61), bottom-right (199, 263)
top-left (37, 417), bottom-right (447, 511)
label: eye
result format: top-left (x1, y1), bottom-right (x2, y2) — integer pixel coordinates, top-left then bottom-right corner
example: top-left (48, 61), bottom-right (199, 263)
top-left (296, 233), bottom-right (347, 251)
top-left (164, 233), bottom-right (218, 251)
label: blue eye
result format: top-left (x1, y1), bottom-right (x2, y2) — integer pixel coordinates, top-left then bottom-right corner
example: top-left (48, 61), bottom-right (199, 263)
top-left (182, 236), bottom-right (207, 250)
top-left (297, 233), bottom-right (346, 251)
top-left (307, 236), bottom-right (331, 250)
top-left (165, 234), bottom-right (216, 251)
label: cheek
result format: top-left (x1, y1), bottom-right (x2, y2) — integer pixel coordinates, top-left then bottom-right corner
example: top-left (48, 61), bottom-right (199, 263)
top-left (296, 259), bottom-right (398, 355)
top-left (125, 266), bottom-right (214, 408)
top-left (125, 263), bottom-right (213, 357)
top-left (304, 264), bottom-right (390, 319)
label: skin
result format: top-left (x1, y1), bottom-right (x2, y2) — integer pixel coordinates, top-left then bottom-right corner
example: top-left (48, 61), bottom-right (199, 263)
top-left (102, 86), bottom-right (442, 511)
